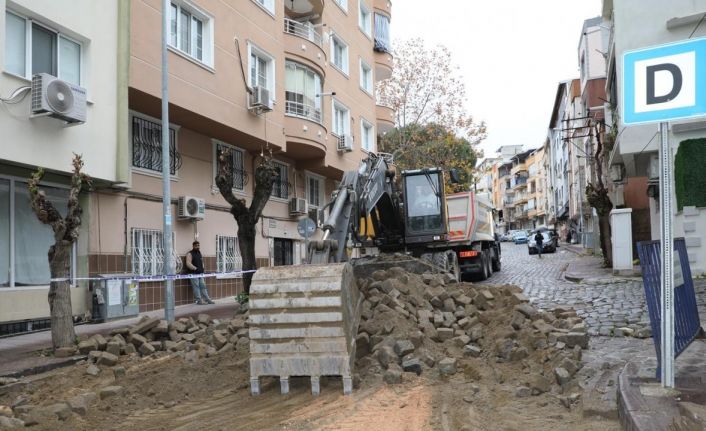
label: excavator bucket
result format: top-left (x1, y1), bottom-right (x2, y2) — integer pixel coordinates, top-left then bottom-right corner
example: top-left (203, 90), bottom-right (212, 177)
top-left (248, 262), bottom-right (361, 396)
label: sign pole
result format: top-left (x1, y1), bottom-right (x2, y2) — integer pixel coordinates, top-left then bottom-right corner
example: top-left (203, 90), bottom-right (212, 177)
top-left (161, 0), bottom-right (175, 323)
top-left (659, 121), bottom-right (674, 388)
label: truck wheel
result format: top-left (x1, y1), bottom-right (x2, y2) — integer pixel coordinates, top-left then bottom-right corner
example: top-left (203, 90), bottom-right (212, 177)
top-left (478, 252), bottom-right (490, 281)
top-left (447, 251), bottom-right (460, 282)
top-left (492, 251), bottom-right (501, 272)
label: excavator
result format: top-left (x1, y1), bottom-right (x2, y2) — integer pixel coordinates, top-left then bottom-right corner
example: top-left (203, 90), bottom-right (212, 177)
top-left (247, 152), bottom-right (501, 396)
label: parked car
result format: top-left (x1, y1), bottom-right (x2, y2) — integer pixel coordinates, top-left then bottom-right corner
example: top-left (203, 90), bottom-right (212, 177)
top-left (513, 231), bottom-right (529, 244)
top-left (528, 231), bottom-right (556, 254)
top-left (500, 232), bottom-right (514, 242)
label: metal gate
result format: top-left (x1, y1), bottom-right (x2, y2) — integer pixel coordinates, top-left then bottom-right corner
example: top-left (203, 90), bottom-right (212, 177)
top-left (636, 238), bottom-right (701, 378)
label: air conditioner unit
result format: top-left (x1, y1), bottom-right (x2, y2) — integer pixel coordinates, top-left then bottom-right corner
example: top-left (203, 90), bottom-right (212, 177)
top-left (648, 154), bottom-right (659, 181)
top-left (609, 163), bottom-right (625, 183)
top-left (308, 207), bottom-right (326, 227)
top-left (249, 86), bottom-right (273, 112)
top-left (177, 196), bottom-right (206, 220)
top-left (289, 197), bottom-right (308, 216)
top-left (31, 73), bottom-right (87, 124)
top-left (337, 134), bottom-right (353, 152)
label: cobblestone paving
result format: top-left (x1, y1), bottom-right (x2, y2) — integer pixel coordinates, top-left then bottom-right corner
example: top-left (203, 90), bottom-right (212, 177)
top-left (483, 243), bottom-right (706, 337)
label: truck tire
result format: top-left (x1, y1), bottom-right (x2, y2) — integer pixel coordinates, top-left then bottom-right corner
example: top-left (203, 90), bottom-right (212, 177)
top-left (478, 252), bottom-right (490, 281)
top-left (447, 250), bottom-right (460, 282)
top-left (492, 250), bottom-right (501, 272)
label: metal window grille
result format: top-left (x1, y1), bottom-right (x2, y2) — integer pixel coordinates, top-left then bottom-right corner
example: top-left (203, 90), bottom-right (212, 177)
top-left (283, 18), bottom-right (322, 47)
top-left (132, 116), bottom-right (182, 174)
top-left (216, 143), bottom-right (246, 190)
top-left (271, 162), bottom-right (289, 199)
top-left (216, 235), bottom-right (242, 276)
top-left (273, 238), bottom-right (293, 266)
top-left (131, 228), bottom-right (182, 276)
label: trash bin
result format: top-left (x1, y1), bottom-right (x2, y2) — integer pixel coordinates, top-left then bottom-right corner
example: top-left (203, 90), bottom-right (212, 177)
top-left (91, 274), bottom-right (139, 322)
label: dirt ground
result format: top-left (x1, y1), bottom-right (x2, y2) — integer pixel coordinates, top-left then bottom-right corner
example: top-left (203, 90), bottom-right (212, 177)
top-left (0, 265), bottom-right (624, 430)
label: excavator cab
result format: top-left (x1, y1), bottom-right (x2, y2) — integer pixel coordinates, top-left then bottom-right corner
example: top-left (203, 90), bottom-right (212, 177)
top-left (402, 168), bottom-right (447, 245)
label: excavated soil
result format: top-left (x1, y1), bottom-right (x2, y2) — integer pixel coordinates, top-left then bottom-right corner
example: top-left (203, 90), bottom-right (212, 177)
top-left (0, 262), bottom-right (622, 430)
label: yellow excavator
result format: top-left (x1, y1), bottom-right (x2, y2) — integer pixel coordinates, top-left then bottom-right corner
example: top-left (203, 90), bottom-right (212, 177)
top-left (248, 152), bottom-right (501, 396)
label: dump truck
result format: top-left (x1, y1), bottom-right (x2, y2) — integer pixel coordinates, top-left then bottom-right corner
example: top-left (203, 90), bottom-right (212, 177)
top-left (248, 153), bottom-right (501, 396)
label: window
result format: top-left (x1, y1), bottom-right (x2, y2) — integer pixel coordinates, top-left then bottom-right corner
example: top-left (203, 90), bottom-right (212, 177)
top-left (271, 161), bottom-right (289, 200)
top-left (330, 34), bottom-right (349, 74)
top-left (253, 0), bottom-right (275, 14)
top-left (331, 100), bottom-right (350, 137)
top-left (4, 11), bottom-right (82, 85)
top-left (285, 61), bottom-right (323, 123)
top-left (248, 44), bottom-right (275, 96)
top-left (359, 1), bottom-right (372, 36)
top-left (131, 114), bottom-right (181, 175)
top-left (374, 13), bottom-right (391, 53)
top-left (333, 0), bottom-right (348, 12)
top-left (213, 141), bottom-right (245, 191)
top-left (0, 178), bottom-right (76, 287)
top-left (169, 2), bottom-right (213, 66)
top-left (216, 235), bottom-right (242, 275)
top-left (360, 119), bottom-right (374, 152)
top-left (306, 173), bottom-right (325, 208)
top-left (131, 228), bottom-right (181, 276)
top-left (273, 238), bottom-right (294, 266)
top-left (359, 59), bottom-right (373, 94)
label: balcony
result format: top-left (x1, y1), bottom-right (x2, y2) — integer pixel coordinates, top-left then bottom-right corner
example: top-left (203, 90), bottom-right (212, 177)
top-left (376, 104), bottom-right (395, 134)
top-left (512, 176), bottom-right (528, 189)
top-left (528, 209), bottom-right (538, 219)
top-left (373, 0), bottom-right (392, 16)
top-left (374, 51), bottom-right (393, 81)
top-left (283, 109), bottom-right (327, 161)
top-left (511, 163), bottom-right (528, 175)
top-left (284, 0), bottom-right (324, 18)
top-left (283, 18), bottom-right (326, 76)
top-left (374, 12), bottom-right (393, 80)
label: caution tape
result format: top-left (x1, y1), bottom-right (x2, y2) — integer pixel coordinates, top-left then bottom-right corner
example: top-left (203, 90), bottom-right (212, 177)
top-left (50, 269), bottom-right (258, 283)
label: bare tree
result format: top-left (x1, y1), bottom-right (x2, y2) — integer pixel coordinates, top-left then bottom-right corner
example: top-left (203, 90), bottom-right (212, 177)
top-left (585, 122), bottom-right (613, 267)
top-left (377, 38), bottom-right (486, 151)
top-left (28, 154), bottom-right (91, 350)
top-left (215, 150), bottom-right (277, 294)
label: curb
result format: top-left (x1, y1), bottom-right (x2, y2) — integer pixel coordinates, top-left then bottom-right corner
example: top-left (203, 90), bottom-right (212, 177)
top-left (617, 362), bottom-right (679, 431)
top-left (0, 355), bottom-right (87, 380)
top-left (564, 273), bottom-right (583, 283)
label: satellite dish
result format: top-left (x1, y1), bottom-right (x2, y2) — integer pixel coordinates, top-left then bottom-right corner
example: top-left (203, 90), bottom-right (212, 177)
top-left (46, 80), bottom-right (74, 113)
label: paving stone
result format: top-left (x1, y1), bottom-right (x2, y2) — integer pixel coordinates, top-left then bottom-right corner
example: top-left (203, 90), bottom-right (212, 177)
top-left (99, 386), bottom-right (124, 400)
top-left (394, 340), bottom-right (415, 357)
top-left (401, 358), bottom-right (423, 376)
top-left (438, 358), bottom-right (457, 376)
top-left (46, 402), bottom-right (72, 421)
top-left (96, 352), bottom-right (119, 366)
top-left (67, 392), bottom-right (97, 416)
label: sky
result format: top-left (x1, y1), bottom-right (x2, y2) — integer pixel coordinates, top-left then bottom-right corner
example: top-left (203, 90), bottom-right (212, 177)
top-left (391, 0), bottom-right (603, 159)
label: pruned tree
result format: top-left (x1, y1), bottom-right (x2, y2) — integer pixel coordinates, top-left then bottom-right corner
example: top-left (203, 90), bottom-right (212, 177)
top-left (381, 123), bottom-right (478, 193)
top-left (585, 122), bottom-right (613, 267)
top-left (28, 154), bottom-right (91, 350)
top-left (377, 38), bottom-right (487, 151)
top-left (215, 150), bottom-right (278, 294)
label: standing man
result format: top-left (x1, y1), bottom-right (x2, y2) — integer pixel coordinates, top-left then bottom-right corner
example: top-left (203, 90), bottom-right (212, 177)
top-left (186, 241), bottom-right (214, 305)
top-left (534, 231), bottom-right (544, 259)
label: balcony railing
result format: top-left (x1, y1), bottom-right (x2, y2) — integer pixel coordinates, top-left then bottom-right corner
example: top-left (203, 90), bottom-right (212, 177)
top-left (284, 18), bottom-right (322, 47)
top-left (285, 100), bottom-right (322, 124)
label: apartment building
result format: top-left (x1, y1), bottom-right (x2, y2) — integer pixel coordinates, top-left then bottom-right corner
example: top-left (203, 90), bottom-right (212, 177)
top-left (0, 0), bottom-right (395, 331)
top-left (603, 0), bottom-right (705, 274)
top-left (0, 0), bottom-right (123, 331)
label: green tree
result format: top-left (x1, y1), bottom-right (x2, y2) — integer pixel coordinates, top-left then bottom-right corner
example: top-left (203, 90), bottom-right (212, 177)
top-left (381, 123), bottom-right (478, 193)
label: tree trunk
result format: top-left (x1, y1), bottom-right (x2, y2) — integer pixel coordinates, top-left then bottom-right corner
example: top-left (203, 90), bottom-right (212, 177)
top-left (237, 220), bottom-right (257, 294)
top-left (597, 212), bottom-right (613, 267)
top-left (48, 240), bottom-right (75, 349)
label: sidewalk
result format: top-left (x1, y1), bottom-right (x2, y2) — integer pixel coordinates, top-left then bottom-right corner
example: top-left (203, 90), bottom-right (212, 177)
top-left (562, 243), bottom-right (642, 283)
top-left (0, 299), bottom-right (239, 378)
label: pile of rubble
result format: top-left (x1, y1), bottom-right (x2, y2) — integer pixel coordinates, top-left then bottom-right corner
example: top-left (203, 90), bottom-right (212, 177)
top-left (354, 267), bottom-right (589, 402)
top-left (0, 308), bottom-right (251, 428)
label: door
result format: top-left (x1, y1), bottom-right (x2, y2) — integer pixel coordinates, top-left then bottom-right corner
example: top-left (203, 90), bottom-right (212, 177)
top-left (273, 238), bottom-right (294, 266)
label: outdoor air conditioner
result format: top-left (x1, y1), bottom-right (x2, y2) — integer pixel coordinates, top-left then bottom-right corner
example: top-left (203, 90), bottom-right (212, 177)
top-left (337, 134), bottom-right (353, 152)
top-left (648, 154), bottom-right (659, 181)
top-left (31, 73), bottom-right (87, 124)
top-left (249, 86), bottom-right (273, 112)
top-left (289, 197), bottom-right (308, 216)
top-left (308, 207), bottom-right (326, 227)
top-left (177, 196), bottom-right (206, 220)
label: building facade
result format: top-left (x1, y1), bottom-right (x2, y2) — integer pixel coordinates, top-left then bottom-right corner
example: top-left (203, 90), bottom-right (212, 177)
top-left (0, 0), bottom-right (395, 330)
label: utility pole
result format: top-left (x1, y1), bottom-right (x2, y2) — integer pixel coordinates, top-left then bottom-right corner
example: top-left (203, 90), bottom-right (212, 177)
top-left (161, 0), bottom-right (175, 322)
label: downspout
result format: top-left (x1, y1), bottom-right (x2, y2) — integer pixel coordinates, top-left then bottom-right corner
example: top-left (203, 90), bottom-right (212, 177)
top-left (116, 0), bottom-right (131, 185)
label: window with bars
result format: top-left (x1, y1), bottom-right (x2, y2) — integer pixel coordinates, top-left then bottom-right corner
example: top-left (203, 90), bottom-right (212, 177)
top-left (213, 141), bottom-right (246, 191)
top-left (273, 238), bottom-right (293, 266)
top-left (271, 161), bottom-right (289, 199)
top-left (216, 235), bottom-right (242, 276)
top-left (131, 115), bottom-right (181, 175)
top-left (131, 228), bottom-right (181, 276)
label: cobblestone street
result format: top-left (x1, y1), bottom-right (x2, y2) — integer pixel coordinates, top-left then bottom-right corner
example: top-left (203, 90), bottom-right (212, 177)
top-left (484, 242), bottom-right (706, 338)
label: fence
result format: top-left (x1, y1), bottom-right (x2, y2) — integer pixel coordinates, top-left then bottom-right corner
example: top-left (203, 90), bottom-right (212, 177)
top-left (636, 238), bottom-right (702, 379)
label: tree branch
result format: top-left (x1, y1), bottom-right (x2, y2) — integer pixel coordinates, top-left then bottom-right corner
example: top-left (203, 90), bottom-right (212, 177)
top-left (215, 149), bottom-right (248, 215)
